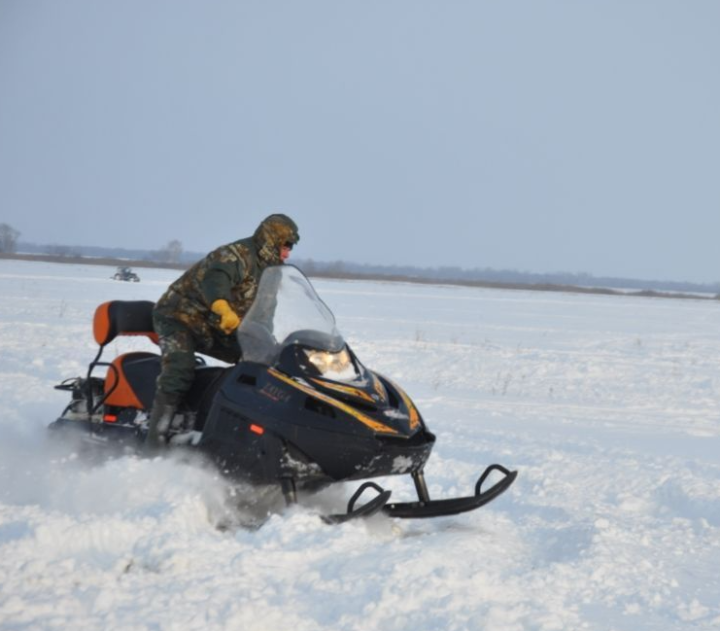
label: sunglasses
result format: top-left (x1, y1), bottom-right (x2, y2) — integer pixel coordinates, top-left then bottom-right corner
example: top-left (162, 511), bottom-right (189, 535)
top-left (283, 242), bottom-right (295, 250)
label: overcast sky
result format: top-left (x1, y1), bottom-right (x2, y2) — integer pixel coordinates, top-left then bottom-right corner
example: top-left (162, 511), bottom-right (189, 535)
top-left (1, 1), bottom-right (719, 283)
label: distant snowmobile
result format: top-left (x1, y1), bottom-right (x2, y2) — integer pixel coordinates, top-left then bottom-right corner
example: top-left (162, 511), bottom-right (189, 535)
top-left (51, 265), bottom-right (516, 523)
top-left (112, 266), bottom-right (140, 282)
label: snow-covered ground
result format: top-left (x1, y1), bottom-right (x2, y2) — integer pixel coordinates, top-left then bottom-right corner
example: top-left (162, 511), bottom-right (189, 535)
top-left (1, 259), bottom-right (719, 631)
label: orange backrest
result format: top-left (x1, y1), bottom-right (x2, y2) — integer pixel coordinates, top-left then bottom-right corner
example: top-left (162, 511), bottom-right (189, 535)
top-left (93, 301), bottom-right (159, 346)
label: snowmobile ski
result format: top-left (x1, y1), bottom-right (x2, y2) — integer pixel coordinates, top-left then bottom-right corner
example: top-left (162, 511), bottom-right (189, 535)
top-left (321, 482), bottom-right (393, 524)
top-left (382, 465), bottom-right (517, 519)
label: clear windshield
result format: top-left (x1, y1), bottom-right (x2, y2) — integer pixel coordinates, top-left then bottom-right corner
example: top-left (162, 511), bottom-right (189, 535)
top-left (236, 265), bottom-right (345, 365)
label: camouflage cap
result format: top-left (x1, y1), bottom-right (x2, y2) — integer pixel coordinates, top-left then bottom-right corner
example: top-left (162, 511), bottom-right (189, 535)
top-left (254, 214), bottom-right (300, 264)
top-left (254, 214), bottom-right (299, 245)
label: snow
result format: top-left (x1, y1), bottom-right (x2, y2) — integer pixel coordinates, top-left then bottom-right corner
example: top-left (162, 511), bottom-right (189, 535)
top-left (1, 259), bottom-right (719, 630)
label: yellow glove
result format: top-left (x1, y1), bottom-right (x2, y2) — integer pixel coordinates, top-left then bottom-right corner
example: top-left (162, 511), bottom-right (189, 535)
top-left (211, 299), bottom-right (241, 334)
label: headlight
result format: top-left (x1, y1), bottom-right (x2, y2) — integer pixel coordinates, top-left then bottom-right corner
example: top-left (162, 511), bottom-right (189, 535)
top-left (304, 348), bottom-right (357, 380)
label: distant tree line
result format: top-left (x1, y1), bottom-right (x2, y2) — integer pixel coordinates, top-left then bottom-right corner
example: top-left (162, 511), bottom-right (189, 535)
top-left (15, 239), bottom-right (194, 265)
top-left (8, 237), bottom-right (720, 296)
top-left (153, 239), bottom-right (184, 264)
top-left (0, 223), bottom-right (20, 253)
top-left (295, 258), bottom-right (720, 296)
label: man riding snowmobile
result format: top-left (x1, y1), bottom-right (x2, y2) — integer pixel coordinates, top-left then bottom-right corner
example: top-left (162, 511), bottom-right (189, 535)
top-left (145, 213), bottom-right (300, 449)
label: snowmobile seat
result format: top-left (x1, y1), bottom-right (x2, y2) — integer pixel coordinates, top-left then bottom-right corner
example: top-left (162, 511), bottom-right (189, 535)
top-left (85, 301), bottom-right (160, 412)
top-left (104, 352), bottom-right (161, 410)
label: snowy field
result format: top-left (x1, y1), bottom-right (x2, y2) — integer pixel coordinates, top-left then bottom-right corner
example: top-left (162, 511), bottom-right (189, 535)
top-left (1, 259), bottom-right (719, 631)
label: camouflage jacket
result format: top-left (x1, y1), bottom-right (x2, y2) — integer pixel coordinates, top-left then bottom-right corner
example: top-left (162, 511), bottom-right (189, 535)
top-left (154, 236), bottom-right (268, 341)
top-left (153, 214), bottom-right (299, 343)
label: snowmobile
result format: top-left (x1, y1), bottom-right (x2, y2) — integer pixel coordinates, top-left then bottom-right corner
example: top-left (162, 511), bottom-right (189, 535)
top-left (51, 265), bottom-right (516, 522)
top-left (112, 266), bottom-right (140, 282)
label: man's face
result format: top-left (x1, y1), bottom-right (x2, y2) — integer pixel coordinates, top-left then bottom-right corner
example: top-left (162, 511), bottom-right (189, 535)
top-left (280, 244), bottom-right (292, 262)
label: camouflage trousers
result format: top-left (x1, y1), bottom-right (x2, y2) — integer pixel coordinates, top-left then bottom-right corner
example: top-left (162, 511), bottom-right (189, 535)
top-left (153, 312), bottom-right (241, 398)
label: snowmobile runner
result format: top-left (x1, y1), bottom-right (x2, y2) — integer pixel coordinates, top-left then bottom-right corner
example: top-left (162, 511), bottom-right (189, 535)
top-left (51, 265), bottom-right (517, 522)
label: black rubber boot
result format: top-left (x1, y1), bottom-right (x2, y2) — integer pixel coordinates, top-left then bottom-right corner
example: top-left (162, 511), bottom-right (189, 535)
top-left (145, 390), bottom-right (180, 452)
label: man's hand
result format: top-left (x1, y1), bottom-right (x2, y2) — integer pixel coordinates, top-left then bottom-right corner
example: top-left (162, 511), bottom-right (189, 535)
top-left (211, 299), bottom-right (241, 334)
